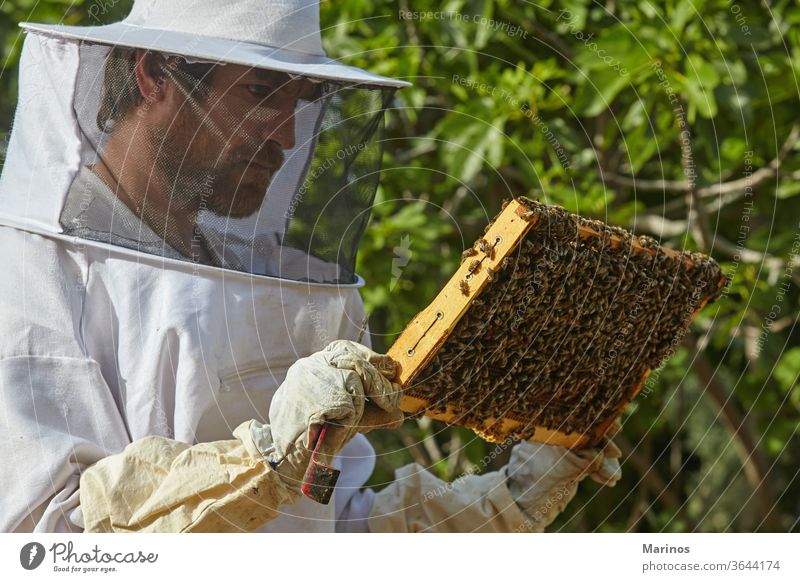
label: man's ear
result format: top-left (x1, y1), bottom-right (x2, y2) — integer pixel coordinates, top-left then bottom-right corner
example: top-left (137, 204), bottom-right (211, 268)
top-left (134, 49), bottom-right (166, 105)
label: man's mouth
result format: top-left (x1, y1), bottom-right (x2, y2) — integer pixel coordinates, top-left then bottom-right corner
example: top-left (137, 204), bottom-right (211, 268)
top-left (235, 156), bottom-right (282, 172)
top-left (228, 146), bottom-right (284, 183)
top-left (233, 160), bottom-right (272, 175)
top-left (250, 160), bottom-right (278, 171)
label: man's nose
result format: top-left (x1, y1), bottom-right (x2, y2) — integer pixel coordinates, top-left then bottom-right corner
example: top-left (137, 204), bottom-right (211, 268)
top-left (261, 100), bottom-right (296, 151)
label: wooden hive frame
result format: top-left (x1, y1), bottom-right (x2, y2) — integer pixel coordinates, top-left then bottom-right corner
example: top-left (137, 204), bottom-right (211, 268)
top-left (387, 198), bottom-right (727, 449)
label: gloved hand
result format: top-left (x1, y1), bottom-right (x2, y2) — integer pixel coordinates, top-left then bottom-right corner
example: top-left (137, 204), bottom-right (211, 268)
top-left (505, 436), bottom-right (622, 530)
top-left (250, 340), bottom-right (404, 490)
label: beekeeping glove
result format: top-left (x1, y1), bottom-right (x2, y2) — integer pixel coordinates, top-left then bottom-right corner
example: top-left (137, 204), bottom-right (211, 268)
top-left (250, 339), bottom-right (405, 490)
top-left (79, 420), bottom-right (303, 532)
top-left (505, 438), bottom-right (621, 530)
top-left (367, 460), bottom-right (533, 533)
top-left (366, 437), bottom-right (620, 533)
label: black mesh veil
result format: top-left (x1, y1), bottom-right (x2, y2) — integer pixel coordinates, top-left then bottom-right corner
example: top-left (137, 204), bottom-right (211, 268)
top-left (61, 42), bottom-right (394, 283)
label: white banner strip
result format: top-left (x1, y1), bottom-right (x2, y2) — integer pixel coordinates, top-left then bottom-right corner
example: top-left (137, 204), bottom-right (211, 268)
top-left (1, 533), bottom-right (797, 581)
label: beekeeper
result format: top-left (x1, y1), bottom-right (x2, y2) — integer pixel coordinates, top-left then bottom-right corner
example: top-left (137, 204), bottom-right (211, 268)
top-left (0, 0), bottom-right (621, 533)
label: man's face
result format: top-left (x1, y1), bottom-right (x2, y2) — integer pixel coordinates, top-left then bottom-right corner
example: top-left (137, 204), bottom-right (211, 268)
top-left (150, 61), bottom-right (320, 218)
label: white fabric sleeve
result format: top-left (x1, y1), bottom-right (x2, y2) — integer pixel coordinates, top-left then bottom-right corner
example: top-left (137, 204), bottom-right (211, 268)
top-left (0, 356), bottom-right (131, 532)
top-left (335, 488), bottom-right (375, 533)
top-left (333, 433), bottom-right (377, 533)
top-left (366, 463), bottom-right (533, 533)
top-left (0, 356), bottom-right (296, 533)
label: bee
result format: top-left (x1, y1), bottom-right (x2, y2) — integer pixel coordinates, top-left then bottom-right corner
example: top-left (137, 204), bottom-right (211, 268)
top-left (461, 247), bottom-right (478, 263)
top-left (460, 279), bottom-right (470, 296)
top-left (467, 259), bottom-right (481, 274)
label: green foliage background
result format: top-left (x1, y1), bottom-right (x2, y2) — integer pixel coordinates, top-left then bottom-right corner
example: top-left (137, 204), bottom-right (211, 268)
top-left (1, 0), bottom-right (798, 531)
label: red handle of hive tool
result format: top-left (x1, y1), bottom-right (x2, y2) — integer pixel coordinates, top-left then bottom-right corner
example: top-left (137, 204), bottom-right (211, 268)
top-left (300, 422), bottom-right (341, 504)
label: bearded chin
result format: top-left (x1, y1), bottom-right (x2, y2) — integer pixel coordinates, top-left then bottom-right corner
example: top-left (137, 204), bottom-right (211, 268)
top-left (149, 127), bottom-right (269, 219)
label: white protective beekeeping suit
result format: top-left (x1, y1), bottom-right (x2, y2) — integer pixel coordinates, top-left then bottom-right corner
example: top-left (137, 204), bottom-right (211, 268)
top-left (0, 0), bottom-right (619, 533)
top-left (0, 0), bottom-right (410, 533)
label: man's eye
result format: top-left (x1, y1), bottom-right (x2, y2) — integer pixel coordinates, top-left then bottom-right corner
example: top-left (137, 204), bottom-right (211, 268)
top-left (246, 84), bottom-right (274, 99)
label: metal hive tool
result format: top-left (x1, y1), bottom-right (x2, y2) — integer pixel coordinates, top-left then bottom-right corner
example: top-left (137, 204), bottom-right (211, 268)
top-left (387, 197), bottom-right (729, 449)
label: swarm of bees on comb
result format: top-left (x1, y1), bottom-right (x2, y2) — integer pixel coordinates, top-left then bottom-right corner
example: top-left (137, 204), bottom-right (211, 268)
top-left (389, 197), bottom-right (729, 448)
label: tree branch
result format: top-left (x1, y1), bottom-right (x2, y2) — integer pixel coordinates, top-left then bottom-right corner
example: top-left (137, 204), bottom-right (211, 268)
top-left (615, 433), bottom-right (697, 531)
top-left (604, 173), bottom-right (688, 192)
top-left (686, 334), bottom-right (783, 531)
top-left (604, 124), bottom-right (800, 198)
top-left (630, 214), bottom-right (687, 237)
top-left (631, 217), bottom-right (800, 287)
top-left (700, 124), bottom-right (800, 199)
top-left (398, 426), bottom-right (433, 467)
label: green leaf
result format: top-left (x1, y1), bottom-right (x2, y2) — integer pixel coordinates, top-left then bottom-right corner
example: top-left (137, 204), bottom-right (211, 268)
top-left (683, 55), bottom-right (719, 119)
top-left (573, 67), bottom-right (631, 117)
top-left (774, 348), bottom-right (800, 390)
